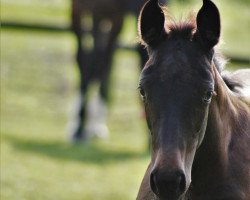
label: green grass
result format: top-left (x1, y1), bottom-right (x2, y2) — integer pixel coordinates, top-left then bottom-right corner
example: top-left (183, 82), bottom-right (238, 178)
top-left (2, 0), bottom-right (249, 57)
top-left (1, 29), bottom-right (149, 200)
top-left (1, 1), bottom-right (249, 200)
top-left (169, 0), bottom-right (250, 58)
top-left (1, 0), bottom-right (70, 26)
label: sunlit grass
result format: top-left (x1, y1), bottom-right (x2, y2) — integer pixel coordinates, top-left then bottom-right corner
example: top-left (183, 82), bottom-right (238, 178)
top-left (1, 29), bottom-right (149, 200)
top-left (1, 0), bottom-right (70, 26)
top-left (167, 0), bottom-right (250, 58)
top-left (2, 0), bottom-right (249, 58)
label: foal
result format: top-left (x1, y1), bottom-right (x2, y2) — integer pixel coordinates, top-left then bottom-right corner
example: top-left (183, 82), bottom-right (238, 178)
top-left (70, 0), bottom-right (167, 141)
top-left (136, 0), bottom-right (250, 199)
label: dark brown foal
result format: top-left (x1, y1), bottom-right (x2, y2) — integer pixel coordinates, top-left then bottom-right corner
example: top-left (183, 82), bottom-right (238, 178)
top-left (136, 0), bottom-right (250, 199)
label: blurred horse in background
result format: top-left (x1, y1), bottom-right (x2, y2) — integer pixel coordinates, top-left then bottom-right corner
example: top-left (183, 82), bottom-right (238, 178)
top-left (69, 0), bottom-right (167, 142)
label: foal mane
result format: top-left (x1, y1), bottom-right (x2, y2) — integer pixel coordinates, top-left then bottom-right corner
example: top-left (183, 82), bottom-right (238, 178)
top-left (212, 50), bottom-right (247, 96)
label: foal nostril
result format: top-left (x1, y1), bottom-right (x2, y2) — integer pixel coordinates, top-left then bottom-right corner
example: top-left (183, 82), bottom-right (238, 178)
top-left (177, 171), bottom-right (186, 194)
top-left (150, 169), bottom-right (186, 198)
top-left (150, 171), bottom-right (159, 195)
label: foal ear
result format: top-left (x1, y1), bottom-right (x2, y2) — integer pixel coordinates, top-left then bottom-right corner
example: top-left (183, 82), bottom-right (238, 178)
top-left (138, 0), bottom-right (165, 47)
top-left (196, 0), bottom-right (221, 50)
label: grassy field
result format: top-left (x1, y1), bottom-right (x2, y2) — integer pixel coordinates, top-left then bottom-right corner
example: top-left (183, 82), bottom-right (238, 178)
top-left (1, 29), bottom-right (149, 200)
top-left (1, 0), bottom-right (249, 200)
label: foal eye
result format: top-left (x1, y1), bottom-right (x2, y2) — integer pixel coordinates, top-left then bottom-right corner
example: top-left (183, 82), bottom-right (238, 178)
top-left (139, 88), bottom-right (146, 101)
top-left (203, 91), bottom-right (214, 103)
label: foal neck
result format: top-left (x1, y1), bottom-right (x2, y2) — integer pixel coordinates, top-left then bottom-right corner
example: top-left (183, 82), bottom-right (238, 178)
top-left (191, 65), bottom-right (250, 199)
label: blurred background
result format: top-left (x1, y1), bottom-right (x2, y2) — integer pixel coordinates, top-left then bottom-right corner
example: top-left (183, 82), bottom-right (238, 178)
top-left (1, 0), bottom-right (249, 199)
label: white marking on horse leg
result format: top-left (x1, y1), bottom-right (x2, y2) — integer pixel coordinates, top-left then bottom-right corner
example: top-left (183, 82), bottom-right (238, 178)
top-left (86, 93), bottom-right (109, 139)
top-left (66, 93), bottom-right (86, 141)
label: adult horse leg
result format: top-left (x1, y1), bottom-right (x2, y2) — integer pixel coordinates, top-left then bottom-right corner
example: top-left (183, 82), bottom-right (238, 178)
top-left (70, 1), bottom-right (91, 142)
top-left (70, 71), bottom-right (91, 142)
top-left (71, 0), bottom-right (85, 73)
top-left (99, 15), bottom-right (124, 102)
top-left (85, 14), bottom-right (125, 138)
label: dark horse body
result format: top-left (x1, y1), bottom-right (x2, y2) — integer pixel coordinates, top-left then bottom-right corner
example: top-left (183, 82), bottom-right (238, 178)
top-left (70, 0), bottom-right (167, 141)
top-left (136, 0), bottom-right (250, 199)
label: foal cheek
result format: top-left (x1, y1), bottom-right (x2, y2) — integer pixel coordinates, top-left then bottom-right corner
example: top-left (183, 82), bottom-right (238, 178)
top-left (188, 106), bottom-right (209, 146)
top-left (184, 149), bottom-right (196, 187)
top-left (196, 107), bottom-right (209, 147)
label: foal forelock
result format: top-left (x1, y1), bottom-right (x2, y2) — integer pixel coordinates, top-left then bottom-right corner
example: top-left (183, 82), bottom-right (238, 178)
top-left (142, 7), bottom-right (227, 72)
top-left (160, 6), bottom-right (196, 37)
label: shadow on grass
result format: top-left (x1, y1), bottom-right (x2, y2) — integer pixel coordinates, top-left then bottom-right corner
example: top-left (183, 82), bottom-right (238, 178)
top-left (4, 134), bottom-right (148, 164)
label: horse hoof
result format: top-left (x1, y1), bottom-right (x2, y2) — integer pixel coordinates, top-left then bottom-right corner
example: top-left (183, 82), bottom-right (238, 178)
top-left (86, 124), bottom-right (109, 140)
top-left (67, 130), bottom-right (88, 144)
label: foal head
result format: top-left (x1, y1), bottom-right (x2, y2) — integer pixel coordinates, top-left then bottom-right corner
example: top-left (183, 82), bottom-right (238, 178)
top-left (138, 0), bottom-right (221, 199)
